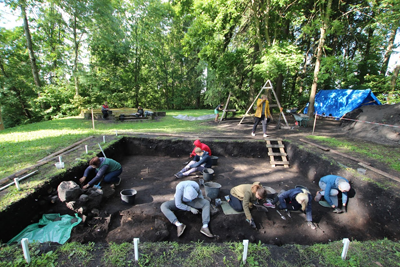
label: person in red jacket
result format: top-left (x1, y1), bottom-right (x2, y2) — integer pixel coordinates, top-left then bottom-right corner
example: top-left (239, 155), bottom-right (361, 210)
top-left (190, 140), bottom-right (211, 158)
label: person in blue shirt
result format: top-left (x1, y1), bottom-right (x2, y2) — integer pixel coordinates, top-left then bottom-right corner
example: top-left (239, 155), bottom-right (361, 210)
top-left (314, 175), bottom-right (351, 214)
top-left (160, 181), bottom-right (214, 238)
top-left (79, 157), bottom-right (122, 189)
top-left (175, 147), bottom-right (212, 179)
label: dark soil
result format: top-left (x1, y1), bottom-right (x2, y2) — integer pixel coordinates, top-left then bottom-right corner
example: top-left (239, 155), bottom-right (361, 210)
top-left (1, 104), bottom-right (400, 248)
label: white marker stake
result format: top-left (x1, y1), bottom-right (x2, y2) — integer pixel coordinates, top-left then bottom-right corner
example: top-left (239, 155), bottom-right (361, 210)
top-left (242, 239), bottom-right (249, 264)
top-left (85, 145), bottom-right (88, 154)
top-left (103, 136), bottom-right (106, 143)
top-left (116, 131), bottom-right (118, 136)
top-left (341, 238), bottom-right (350, 260)
top-left (134, 238), bottom-right (140, 262)
top-left (21, 238), bottom-right (31, 263)
top-left (14, 178), bottom-right (21, 190)
top-left (59, 156), bottom-right (62, 164)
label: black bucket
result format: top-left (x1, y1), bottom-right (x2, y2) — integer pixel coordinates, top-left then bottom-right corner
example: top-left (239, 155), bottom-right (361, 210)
top-left (204, 182), bottom-right (221, 199)
top-left (203, 168), bottom-right (214, 181)
top-left (211, 156), bottom-right (218, 165)
top-left (120, 189), bottom-right (137, 204)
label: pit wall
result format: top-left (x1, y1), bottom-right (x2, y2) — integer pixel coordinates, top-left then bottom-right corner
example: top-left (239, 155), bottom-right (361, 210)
top-left (0, 136), bottom-right (354, 243)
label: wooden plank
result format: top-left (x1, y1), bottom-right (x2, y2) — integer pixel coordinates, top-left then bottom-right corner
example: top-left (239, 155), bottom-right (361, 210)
top-left (265, 138), bottom-right (283, 141)
top-left (268, 152), bottom-right (287, 156)
top-left (37, 136), bottom-right (94, 163)
top-left (278, 140), bottom-right (289, 168)
top-left (266, 144), bottom-right (285, 148)
top-left (270, 161), bottom-right (290, 165)
top-left (266, 140), bottom-right (275, 165)
top-left (358, 163), bottom-right (400, 183)
top-left (299, 139), bottom-right (330, 151)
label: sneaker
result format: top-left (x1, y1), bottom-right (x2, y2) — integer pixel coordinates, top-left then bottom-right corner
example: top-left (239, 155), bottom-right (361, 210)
top-left (263, 202), bottom-right (275, 208)
top-left (251, 132), bottom-right (255, 137)
top-left (263, 133), bottom-right (269, 137)
top-left (314, 191), bottom-right (322, 202)
top-left (177, 224), bottom-right (186, 237)
top-left (200, 227), bottom-right (214, 238)
top-left (175, 172), bottom-right (184, 179)
top-left (115, 177), bottom-right (121, 186)
top-left (333, 208), bottom-right (343, 214)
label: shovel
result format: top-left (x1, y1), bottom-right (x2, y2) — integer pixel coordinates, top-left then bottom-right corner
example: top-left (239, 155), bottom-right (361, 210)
top-left (276, 210), bottom-right (286, 220)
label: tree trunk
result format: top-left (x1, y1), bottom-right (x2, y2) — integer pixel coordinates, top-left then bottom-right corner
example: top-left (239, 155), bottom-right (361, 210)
top-left (381, 27), bottom-right (397, 75)
top-left (389, 58), bottom-right (400, 104)
top-left (308, 0), bottom-right (332, 116)
top-left (73, 15), bottom-right (80, 96)
top-left (21, 4), bottom-right (41, 88)
top-left (0, 107), bottom-right (4, 131)
top-left (275, 73), bottom-right (283, 103)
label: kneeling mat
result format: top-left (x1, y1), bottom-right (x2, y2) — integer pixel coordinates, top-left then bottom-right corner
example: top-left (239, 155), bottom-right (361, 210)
top-left (221, 201), bottom-right (244, 215)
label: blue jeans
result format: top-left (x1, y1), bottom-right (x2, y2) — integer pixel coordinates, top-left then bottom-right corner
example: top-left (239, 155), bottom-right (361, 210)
top-left (228, 194), bottom-right (243, 212)
top-left (104, 168), bottom-right (122, 184)
top-left (161, 198), bottom-right (211, 225)
top-left (319, 181), bottom-right (339, 206)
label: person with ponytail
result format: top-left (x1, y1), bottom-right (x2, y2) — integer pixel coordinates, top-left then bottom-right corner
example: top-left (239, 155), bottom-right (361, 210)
top-left (267, 187), bottom-right (316, 229)
top-left (228, 182), bottom-right (268, 229)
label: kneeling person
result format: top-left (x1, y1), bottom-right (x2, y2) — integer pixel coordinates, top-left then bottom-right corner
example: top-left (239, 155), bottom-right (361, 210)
top-left (315, 175), bottom-right (351, 214)
top-left (175, 147), bottom-right (212, 179)
top-left (79, 157), bottom-right (122, 189)
top-left (161, 181), bottom-right (214, 238)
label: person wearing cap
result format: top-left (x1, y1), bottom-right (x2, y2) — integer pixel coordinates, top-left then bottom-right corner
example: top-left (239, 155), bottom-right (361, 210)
top-left (314, 175), bottom-right (351, 214)
top-left (228, 182), bottom-right (268, 229)
top-left (267, 187), bottom-right (316, 229)
top-left (79, 156), bottom-right (122, 189)
top-left (190, 140), bottom-right (212, 158)
top-left (175, 147), bottom-right (212, 179)
top-left (160, 181), bottom-right (214, 238)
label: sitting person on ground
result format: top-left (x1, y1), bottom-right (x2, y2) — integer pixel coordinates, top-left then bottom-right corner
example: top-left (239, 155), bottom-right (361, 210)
top-left (79, 156), bottom-right (122, 189)
top-left (190, 139), bottom-right (212, 158)
top-left (228, 182), bottom-right (268, 229)
top-left (214, 103), bottom-right (224, 122)
top-left (267, 187), bottom-right (316, 229)
top-left (160, 180), bottom-right (214, 238)
top-left (314, 175), bottom-right (351, 214)
top-left (176, 147), bottom-right (212, 179)
top-left (101, 101), bottom-right (110, 119)
top-left (251, 95), bottom-right (273, 137)
top-left (135, 106), bottom-right (144, 117)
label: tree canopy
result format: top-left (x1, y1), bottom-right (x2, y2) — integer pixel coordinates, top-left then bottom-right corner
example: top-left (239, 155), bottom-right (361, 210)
top-left (0, 0), bottom-right (399, 128)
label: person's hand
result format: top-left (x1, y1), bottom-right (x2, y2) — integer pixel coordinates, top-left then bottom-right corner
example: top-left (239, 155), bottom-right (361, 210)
top-left (82, 184), bottom-right (90, 189)
top-left (331, 205), bottom-right (336, 209)
top-left (307, 221), bottom-right (316, 230)
top-left (246, 218), bottom-right (257, 229)
top-left (190, 208), bottom-right (199, 214)
top-left (79, 177), bottom-right (86, 184)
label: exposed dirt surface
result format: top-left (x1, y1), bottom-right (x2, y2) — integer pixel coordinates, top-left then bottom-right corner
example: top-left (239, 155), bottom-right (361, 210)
top-left (1, 104), bottom-right (400, 248)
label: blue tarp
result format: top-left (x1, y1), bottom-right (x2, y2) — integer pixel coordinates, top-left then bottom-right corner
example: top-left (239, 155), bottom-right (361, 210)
top-left (304, 89), bottom-right (381, 118)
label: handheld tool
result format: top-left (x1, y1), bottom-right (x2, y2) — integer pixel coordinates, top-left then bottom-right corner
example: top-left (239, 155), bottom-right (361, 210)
top-left (276, 209), bottom-right (286, 220)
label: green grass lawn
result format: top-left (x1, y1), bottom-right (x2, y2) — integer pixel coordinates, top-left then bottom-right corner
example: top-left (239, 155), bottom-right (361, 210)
top-left (0, 110), bottom-right (217, 180)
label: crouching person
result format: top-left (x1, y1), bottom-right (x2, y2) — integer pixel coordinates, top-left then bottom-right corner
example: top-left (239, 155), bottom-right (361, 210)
top-left (175, 147), bottom-right (212, 179)
top-left (161, 181), bottom-right (214, 238)
top-left (314, 175), bottom-right (351, 214)
top-left (268, 187), bottom-right (316, 229)
top-left (228, 182), bottom-right (268, 229)
top-left (79, 157), bottom-right (122, 189)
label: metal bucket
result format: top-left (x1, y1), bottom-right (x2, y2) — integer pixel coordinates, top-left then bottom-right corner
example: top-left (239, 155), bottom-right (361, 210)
top-left (211, 156), bottom-right (218, 165)
top-left (203, 168), bottom-right (214, 181)
top-left (204, 182), bottom-right (221, 199)
top-left (120, 189), bottom-right (137, 204)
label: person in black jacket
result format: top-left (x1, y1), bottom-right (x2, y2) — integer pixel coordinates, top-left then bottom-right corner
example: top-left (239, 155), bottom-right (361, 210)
top-left (175, 147), bottom-right (212, 179)
top-left (135, 106), bottom-right (144, 117)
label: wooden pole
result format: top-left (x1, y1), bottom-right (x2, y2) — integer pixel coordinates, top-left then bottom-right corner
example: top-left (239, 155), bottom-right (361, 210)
top-left (91, 108), bottom-right (95, 130)
top-left (312, 112), bottom-right (317, 135)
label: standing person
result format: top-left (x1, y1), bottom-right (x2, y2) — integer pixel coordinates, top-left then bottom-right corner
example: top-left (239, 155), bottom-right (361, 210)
top-left (228, 182), bottom-right (268, 229)
top-left (251, 95), bottom-right (273, 137)
top-left (79, 157), bottom-right (122, 189)
top-left (267, 187), bottom-right (316, 229)
top-left (160, 181), bottom-right (214, 238)
top-left (214, 103), bottom-right (224, 122)
top-left (102, 101), bottom-right (110, 119)
top-left (176, 148), bottom-right (212, 179)
top-left (314, 175), bottom-right (351, 214)
top-left (190, 139), bottom-right (212, 158)
top-left (135, 106), bottom-right (144, 117)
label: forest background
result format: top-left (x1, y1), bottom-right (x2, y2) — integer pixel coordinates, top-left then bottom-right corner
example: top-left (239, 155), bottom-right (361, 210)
top-left (0, 0), bottom-right (399, 129)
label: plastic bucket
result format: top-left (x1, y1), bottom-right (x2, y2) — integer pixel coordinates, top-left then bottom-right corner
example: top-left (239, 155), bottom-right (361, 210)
top-left (55, 162), bottom-right (64, 169)
top-left (204, 182), bottom-right (221, 199)
top-left (211, 156), bottom-right (218, 165)
top-left (120, 189), bottom-right (137, 204)
top-left (203, 168), bottom-right (214, 181)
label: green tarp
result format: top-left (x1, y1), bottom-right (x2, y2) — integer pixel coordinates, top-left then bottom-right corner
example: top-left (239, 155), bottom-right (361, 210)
top-left (8, 213), bottom-right (82, 244)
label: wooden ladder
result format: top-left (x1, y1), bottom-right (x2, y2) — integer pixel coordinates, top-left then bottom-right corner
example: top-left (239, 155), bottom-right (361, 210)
top-left (266, 138), bottom-right (289, 168)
